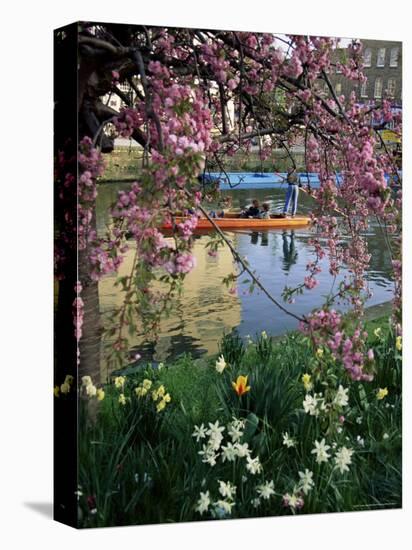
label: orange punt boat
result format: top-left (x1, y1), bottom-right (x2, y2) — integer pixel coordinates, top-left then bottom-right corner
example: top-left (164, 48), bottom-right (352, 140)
top-left (162, 215), bottom-right (312, 230)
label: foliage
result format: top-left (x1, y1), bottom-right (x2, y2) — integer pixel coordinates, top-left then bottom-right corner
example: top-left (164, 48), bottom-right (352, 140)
top-left (71, 317), bottom-right (401, 527)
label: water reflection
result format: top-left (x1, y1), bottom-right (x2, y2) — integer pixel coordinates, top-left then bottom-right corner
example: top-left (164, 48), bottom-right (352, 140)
top-left (282, 230), bottom-right (298, 272)
top-left (96, 183), bottom-right (394, 369)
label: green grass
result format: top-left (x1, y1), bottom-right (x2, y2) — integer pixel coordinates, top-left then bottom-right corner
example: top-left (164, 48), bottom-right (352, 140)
top-left (76, 315), bottom-right (401, 527)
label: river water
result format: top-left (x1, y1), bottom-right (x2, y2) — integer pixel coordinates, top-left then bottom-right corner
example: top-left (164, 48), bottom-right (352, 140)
top-left (97, 183), bottom-right (394, 366)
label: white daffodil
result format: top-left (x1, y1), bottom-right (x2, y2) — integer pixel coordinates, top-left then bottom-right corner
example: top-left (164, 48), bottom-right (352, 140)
top-left (356, 435), bottom-right (365, 447)
top-left (198, 444), bottom-right (219, 467)
top-left (303, 394), bottom-right (319, 416)
top-left (333, 385), bottom-right (349, 408)
top-left (235, 442), bottom-right (251, 458)
top-left (311, 439), bottom-right (331, 464)
top-left (256, 480), bottom-right (275, 500)
top-left (215, 355), bottom-right (227, 374)
top-left (298, 469), bottom-right (314, 495)
top-left (213, 499), bottom-right (234, 518)
top-left (221, 442), bottom-right (238, 463)
top-left (334, 446), bottom-right (354, 474)
top-left (218, 480), bottom-right (237, 500)
top-left (228, 419), bottom-right (244, 442)
top-left (282, 432), bottom-right (296, 448)
top-left (246, 455), bottom-right (262, 475)
top-left (195, 491), bottom-right (211, 515)
top-left (283, 492), bottom-right (304, 510)
top-left (192, 423), bottom-right (207, 442)
top-left (207, 420), bottom-right (225, 450)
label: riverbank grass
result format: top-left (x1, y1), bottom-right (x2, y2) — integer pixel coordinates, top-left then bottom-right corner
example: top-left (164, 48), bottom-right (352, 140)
top-left (72, 315), bottom-right (401, 527)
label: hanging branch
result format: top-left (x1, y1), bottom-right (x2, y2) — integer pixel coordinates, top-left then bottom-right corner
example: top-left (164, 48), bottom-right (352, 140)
top-left (185, 190), bottom-right (307, 323)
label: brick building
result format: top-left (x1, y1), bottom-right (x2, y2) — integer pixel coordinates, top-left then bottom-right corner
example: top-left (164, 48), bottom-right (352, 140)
top-left (327, 39), bottom-right (402, 106)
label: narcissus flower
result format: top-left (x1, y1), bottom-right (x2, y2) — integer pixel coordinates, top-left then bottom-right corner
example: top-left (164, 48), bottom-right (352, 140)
top-left (156, 399), bottom-right (167, 412)
top-left (81, 376), bottom-right (92, 387)
top-left (86, 384), bottom-right (97, 397)
top-left (301, 373), bottom-right (313, 391)
top-left (118, 393), bottom-right (126, 406)
top-left (232, 375), bottom-right (251, 396)
top-left (54, 386), bottom-right (60, 397)
top-left (96, 388), bottom-right (105, 401)
top-left (215, 355), bottom-right (227, 374)
top-left (334, 446), bottom-right (354, 474)
top-left (152, 385), bottom-right (166, 401)
top-left (114, 376), bottom-right (125, 389)
top-left (64, 375), bottom-right (74, 386)
top-left (135, 386), bottom-right (147, 398)
top-left (316, 348), bottom-right (324, 358)
top-left (142, 379), bottom-right (152, 390)
top-left (311, 438), bottom-right (331, 464)
top-left (60, 382), bottom-right (70, 394)
top-left (396, 336), bottom-right (402, 351)
top-left (195, 491), bottom-right (210, 515)
top-left (377, 387), bottom-right (388, 400)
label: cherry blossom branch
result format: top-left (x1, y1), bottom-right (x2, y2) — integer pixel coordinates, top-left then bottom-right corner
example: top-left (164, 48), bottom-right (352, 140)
top-left (187, 191), bottom-right (306, 323)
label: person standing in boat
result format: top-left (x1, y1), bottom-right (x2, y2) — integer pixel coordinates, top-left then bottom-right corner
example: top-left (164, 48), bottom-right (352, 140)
top-left (282, 168), bottom-right (301, 218)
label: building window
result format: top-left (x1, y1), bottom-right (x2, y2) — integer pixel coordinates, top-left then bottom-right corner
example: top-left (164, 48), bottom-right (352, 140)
top-left (360, 80), bottom-right (368, 98)
top-left (376, 48), bottom-right (386, 67)
top-left (387, 78), bottom-right (396, 98)
top-left (374, 77), bottom-right (383, 99)
top-left (335, 82), bottom-right (342, 95)
top-left (363, 48), bottom-right (372, 67)
top-left (390, 47), bottom-right (399, 67)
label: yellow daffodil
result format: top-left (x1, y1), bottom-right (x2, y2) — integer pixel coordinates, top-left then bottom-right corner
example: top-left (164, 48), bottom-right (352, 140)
top-left (232, 375), bottom-right (251, 397)
top-left (156, 399), bottom-right (167, 412)
top-left (119, 393), bottom-right (127, 406)
top-left (54, 386), bottom-right (60, 397)
top-left (374, 327), bottom-right (382, 338)
top-left (96, 388), bottom-right (105, 401)
top-left (135, 386), bottom-right (147, 398)
top-left (114, 376), bottom-right (126, 389)
top-left (142, 379), bottom-right (152, 390)
top-left (301, 373), bottom-right (313, 391)
top-left (163, 393), bottom-right (171, 403)
top-left (316, 348), bottom-right (324, 359)
top-left (396, 336), bottom-right (402, 351)
top-left (157, 385), bottom-right (165, 398)
top-left (64, 375), bottom-right (74, 386)
top-left (60, 382), bottom-right (70, 394)
top-left (377, 387), bottom-right (388, 400)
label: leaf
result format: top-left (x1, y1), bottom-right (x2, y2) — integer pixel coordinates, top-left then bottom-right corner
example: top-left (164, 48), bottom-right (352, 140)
top-left (244, 413), bottom-right (259, 439)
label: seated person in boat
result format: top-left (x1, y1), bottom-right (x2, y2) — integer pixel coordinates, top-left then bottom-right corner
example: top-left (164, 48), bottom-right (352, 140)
top-left (259, 203), bottom-right (271, 219)
top-left (241, 199), bottom-right (261, 218)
